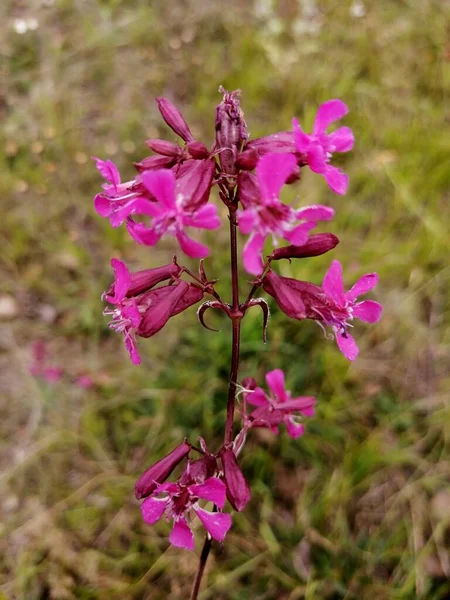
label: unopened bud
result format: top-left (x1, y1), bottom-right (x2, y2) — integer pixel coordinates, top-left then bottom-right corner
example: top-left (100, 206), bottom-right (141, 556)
top-left (235, 149), bottom-right (258, 170)
top-left (271, 233), bottom-right (339, 261)
top-left (134, 155), bottom-right (176, 173)
top-left (146, 139), bottom-right (182, 157)
top-left (135, 440), bottom-right (191, 499)
top-left (156, 97), bottom-right (194, 142)
top-left (215, 87), bottom-right (248, 178)
top-left (186, 141), bottom-right (209, 159)
top-left (221, 447), bottom-right (251, 511)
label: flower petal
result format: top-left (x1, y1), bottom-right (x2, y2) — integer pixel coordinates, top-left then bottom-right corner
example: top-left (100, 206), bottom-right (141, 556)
top-left (265, 369), bottom-right (288, 402)
top-left (194, 508), bottom-right (232, 543)
top-left (183, 204), bottom-right (221, 230)
top-left (346, 273), bottom-right (379, 301)
top-left (141, 496), bottom-right (167, 525)
top-left (92, 157), bottom-right (121, 188)
top-left (124, 331), bottom-right (141, 365)
top-left (242, 233), bottom-right (266, 275)
top-left (323, 166), bottom-right (349, 195)
top-left (94, 194), bottom-right (112, 217)
top-left (335, 331), bottom-right (359, 361)
top-left (126, 220), bottom-right (163, 246)
top-left (284, 221), bottom-right (315, 246)
top-left (285, 418), bottom-right (305, 439)
top-left (353, 300), bottom-right (382, 323)
top-left (256, 152), bottom-right (297, 202)
top-left (105, 258), bottom-right (130, 304)
top-left (296, 205), bottom-right (335, 222)
top-left (237, 208), bottom-right (258, 235)
top-left (292, 118), bottom-right (311, 153)
top-left (142, 169), bottom-right (176, 210)
top-left (176, 229), bottom-right (209, 258)
top-left (327, 126), bottom-right (354, 153)
top-left (313, 99), bottom-right (348, 135)
top-left (190, 477), bottom-right (226, 509)
top-left (169, 517), bottom-right (195, 550)
top-left (322, 260), bottom-right (345, 306)
top-left (246, 387), bottom-right (269, 407)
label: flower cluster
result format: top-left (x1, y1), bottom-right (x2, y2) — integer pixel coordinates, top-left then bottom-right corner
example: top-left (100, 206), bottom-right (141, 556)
top-left (94, 89), bottom-right (382, 557)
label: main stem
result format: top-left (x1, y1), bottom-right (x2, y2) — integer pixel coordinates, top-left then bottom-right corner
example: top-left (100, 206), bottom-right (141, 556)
top-left (190, 200), bottom-right (242, 600)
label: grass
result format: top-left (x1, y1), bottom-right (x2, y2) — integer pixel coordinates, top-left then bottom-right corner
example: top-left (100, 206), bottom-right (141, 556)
top-left (1, 0), bottom-right (450, 598)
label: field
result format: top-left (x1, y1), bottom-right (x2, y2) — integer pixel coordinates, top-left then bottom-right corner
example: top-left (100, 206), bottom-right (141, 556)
top-left (1, 1), bottom-right (450, 598)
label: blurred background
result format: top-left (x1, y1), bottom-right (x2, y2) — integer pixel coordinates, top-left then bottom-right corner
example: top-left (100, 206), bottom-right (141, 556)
top-left (1, 1), bottom-right (450, 598)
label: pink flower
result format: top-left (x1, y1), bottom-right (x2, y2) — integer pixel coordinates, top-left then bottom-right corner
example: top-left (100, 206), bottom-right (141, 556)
top-left (263, 261), bottom-right (382, 361)
top-left (319, 260), bottom-right (382, 360)
top-left (244, 369), bottom-right (316, 438)
top-left (141, 477), bottom-right (232, 550)
top-left (103, 259), bottom-right (204, 365)
top-left (126, 169), bottom-right (220, 258)
top-left (293, 99), bottom-right (354, 195)
top-left (237, 153), bottom-right (334, 274)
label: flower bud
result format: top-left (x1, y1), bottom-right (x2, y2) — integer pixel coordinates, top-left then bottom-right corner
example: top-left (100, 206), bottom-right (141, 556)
top-left (176, 159), bottom-right (215, 211)
top-left (134, 155), bottom-right (176, 173)
top-left (271, 233), bottom-right (339, 261)
top-left (235, 149), bottom-right (258, 171)
top-left (156, 97), bottom-right (194, 142)
top-left (215, 87), bottom-right (248, 178)
top-left (221, 447), bottom-right (251, 512)
top-left (135, 440), bottom-right (191, 499)
top-left (171, 283), bottom-right (204, 316)
top-left (186, 141), bottom-right (209, 159)
top-left (146, 139), bottom-right (182, 157)
top-left (246, 131), bottom-right (296, 155)
top-left (104, 262), bottom-right (182, 301)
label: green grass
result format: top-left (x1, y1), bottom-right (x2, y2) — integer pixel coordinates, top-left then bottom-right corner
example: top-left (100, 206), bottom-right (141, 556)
top-left (1, 0), bottom-right (450, 598)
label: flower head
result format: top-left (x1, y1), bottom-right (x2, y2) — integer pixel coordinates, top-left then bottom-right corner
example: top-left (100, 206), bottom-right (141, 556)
top-left (141, 476), bottom-right (232, 550)
top-left (293, 99), bottom-right (354, 195)
top-left (103, 259), bottom-right (204, 364)
top-left (263, 261), bottom-right (382, 360)
top-left (244, 369), bottom-right (316, 438)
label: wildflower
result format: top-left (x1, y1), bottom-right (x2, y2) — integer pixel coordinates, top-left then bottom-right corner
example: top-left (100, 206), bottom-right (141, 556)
top-left (271, 232), bottom-right (339, 261)
top-left (293, 99), bottom-right (354, 195)
top-left (141, 477), bottom-right (232, 550)
top-left (263, 261), bottom-right (382, 360)
top-left (126, 168), bottom-right (220, 258)
top-left (103, 259), bottom-right (204, 364)
top-left (244, 369), bottom-right (316, 438)
top-left (238, 153), bottom-right (334, 274)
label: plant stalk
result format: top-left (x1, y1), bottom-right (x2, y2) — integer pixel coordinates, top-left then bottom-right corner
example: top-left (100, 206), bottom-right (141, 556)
top-left (190, 200), bottom-right (242, 600)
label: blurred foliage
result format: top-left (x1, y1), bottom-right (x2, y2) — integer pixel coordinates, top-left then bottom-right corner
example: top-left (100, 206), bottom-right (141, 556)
top-left (1, 0), bottom-right (450, 598)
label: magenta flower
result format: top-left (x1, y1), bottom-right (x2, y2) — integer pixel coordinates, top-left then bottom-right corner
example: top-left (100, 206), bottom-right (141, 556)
top-left (103, 259), bottom-right (203, 364)
top-left (319, 260), bottom-right (382, 360)
top-left (293, 99), bottom-right (354, 195)
top-left (126, 169), bottom-right (220, 258)
top-left (237, 153), bottom-right (334, 274)
top-left (141, 477), bottom-right (232, 550)
top-left (244, 369), bottom-right (316, 438)
top-left (263, 261), bottom-right (382, 361)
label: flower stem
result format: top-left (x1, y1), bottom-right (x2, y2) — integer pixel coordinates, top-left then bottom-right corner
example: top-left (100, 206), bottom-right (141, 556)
top-left (190, 200), bottom-right (242, 599)
top-left (225, 203), bottom-right (241, 445)
top-left (190, 536), bottom-right (212, 600)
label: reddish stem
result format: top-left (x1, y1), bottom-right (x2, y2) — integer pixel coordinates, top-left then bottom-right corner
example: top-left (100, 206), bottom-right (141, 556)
top-left (190, 195), bottom-right (242, 600)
